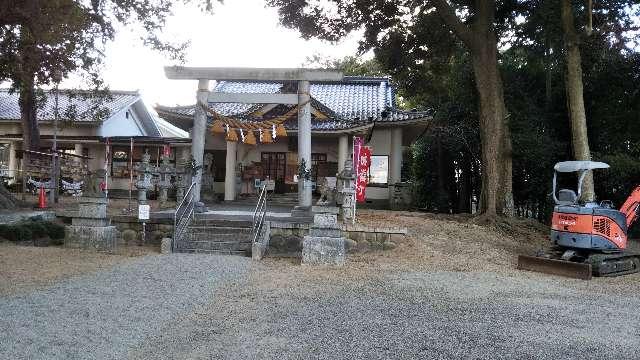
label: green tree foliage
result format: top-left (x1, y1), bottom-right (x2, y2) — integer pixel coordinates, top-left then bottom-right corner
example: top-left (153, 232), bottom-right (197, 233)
top-left (268, 0), bottom-right (525, 218)
top-left (306, 2), bottom-right (639, 223)
top-left (303, 55), bottom-right (385, 77)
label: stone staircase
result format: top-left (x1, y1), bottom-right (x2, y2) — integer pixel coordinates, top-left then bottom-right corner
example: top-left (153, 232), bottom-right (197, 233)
top-left (232, 193), bottom-right (301, 207)
top-left (173, 215), bottom-right (254, 256)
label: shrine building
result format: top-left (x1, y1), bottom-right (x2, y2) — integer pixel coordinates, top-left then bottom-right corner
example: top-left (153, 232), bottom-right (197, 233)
top-left (156, 73), bottom-right (432, 206)
top-left (0, 89), bottom-right (189, 193)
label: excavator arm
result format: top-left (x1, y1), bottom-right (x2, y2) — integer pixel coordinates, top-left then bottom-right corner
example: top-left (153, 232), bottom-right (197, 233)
top-left (619, 185), bottom-right (640, 228)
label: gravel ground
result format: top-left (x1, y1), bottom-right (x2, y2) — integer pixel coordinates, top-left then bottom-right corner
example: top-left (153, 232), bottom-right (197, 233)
top-left (0, 254), bottom-right (252, 360)
top-left (3, 211), bottom-right (640, 359)
top-left (130, 264), bottom-right (640, 360)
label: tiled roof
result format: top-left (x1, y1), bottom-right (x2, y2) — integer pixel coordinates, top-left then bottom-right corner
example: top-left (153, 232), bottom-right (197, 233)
top-left (0, 89), bottom-right (140, 122)
top-left (155, 116), bottom-right (189, 138)
top-left (156, 77), bottom-right (433, 131)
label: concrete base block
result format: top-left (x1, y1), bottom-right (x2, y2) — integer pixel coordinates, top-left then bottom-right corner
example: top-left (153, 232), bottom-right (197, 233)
top-left (302, 236), bottom-right (345, 266)
top-left (161, 238), bottom-right (172, 254)
top-left (65, 225), bottom-right (117, 252)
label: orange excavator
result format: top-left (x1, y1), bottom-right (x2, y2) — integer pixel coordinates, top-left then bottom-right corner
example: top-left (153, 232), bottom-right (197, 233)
top-left (518, 161), bottom-right (640, 279)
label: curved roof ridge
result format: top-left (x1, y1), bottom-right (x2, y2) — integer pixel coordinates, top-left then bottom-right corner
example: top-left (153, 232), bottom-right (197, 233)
top-left (0, 88), bottom-right (140, 96)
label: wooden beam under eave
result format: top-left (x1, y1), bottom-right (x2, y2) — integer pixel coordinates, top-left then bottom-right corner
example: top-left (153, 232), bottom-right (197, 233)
top-left (208, 92), bottom-right (299, 104)
top-left (164, 66), bottom-right (343, 81)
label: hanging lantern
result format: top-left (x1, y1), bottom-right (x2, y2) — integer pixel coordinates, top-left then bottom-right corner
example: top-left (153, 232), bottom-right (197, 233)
top-left (226, 128), bottom-right (238, 142)
top-left (260, 128), bottom-right (272, 143)
top-left (211, 119), bottom-right (225, 134)
top-left (244, 130), bottom-right (257, 145)
top-left (275, 123), bottom-right (287, 137)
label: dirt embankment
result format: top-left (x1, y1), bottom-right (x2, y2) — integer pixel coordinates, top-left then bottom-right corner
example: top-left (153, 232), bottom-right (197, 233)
top-left (345, 210), bottom-right (548, 274)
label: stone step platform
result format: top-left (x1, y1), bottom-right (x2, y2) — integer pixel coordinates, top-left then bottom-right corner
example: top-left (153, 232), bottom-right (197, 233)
top-left (187, 226), bottom-right (252, 235)
top-left (187, 232), bottom-right (252, 242)
top-left (174, 248), bottom-right (249, 256)
top-left (232, 199), bottom-right (298, 207)
top-left (194, 213), bottom-right (313, 225)
top-left (192, 218), bottom-right (254, 228)
top-left (176, 239), bottom-right (252, 253)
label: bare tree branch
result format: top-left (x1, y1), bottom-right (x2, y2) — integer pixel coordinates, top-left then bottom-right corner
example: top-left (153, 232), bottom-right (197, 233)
top-left (431, 0), bottom-right (474, 48)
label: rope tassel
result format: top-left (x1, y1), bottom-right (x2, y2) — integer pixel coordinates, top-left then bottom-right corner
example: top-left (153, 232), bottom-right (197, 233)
top-left (211, 119), bottom-right (225, 134)
top-left (261, 128), bottom-right (272, 143)
top-left (276, 123), bottom-right (287, 137)
top-left (245, 130), bottom-right (257, 145)
top-left (226, 128), bottom-right (238, 142)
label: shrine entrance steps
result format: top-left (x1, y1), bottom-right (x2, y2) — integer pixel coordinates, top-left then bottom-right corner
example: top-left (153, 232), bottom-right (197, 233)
top-left (172, 207), bottom-right (313, 256)
top-left (173, 215), bottom-right (253, 256)
top-left (231, 192), bottom-right (302, 207)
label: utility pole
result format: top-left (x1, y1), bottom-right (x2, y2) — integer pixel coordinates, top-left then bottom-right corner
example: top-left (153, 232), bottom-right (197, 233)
top-left (50, 71), bottom-right (61, 204)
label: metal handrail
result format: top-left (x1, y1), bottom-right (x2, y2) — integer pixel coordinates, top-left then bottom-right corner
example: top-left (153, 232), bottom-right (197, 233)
top-left (251, 185), bottom-right (268, 244)
top-left (173, 182), bottom-right (196, 252)
top-left (252, 184), bottom-right (267, 222)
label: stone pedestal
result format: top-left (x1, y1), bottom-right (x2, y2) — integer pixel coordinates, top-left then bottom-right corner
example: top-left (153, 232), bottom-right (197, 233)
top-left (302, 206), bottom-right (345, 266)
top-left (389, 182), bottom-right (412, 210)
top-left (161, 238), bottom-right (172, 254)
top-left (65, 197), bottom-right (117, 251)
top-left (336, 159), bottom-right (356, 222)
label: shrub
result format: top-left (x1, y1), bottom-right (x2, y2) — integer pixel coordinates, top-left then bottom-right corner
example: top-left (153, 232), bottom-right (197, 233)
top-left (26, 220), bottom-right (48, 238)
top-left (0, 224), bottom-right (33, 242)
top-left (0, 220), bottom-right (65, 243)
top-left (42, 221), bottom-right (65, 240)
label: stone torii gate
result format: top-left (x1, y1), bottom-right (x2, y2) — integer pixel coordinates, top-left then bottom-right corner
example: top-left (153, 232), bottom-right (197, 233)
top-left (164, 66), bottom-right (344, 211)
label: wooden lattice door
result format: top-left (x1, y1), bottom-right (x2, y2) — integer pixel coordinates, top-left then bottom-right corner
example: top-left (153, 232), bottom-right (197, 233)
top-left (261, 152), bottom-right (286, 181)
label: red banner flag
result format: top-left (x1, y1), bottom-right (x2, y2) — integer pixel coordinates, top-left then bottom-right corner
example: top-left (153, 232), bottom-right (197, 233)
top-left (356, 146), bottom-right (372, 202)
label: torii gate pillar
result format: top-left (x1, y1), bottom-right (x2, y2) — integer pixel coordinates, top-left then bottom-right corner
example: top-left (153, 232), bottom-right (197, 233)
top-left (192, 79), bottom-right (210, 204)
top-left (297, 80), bottom-right (312, 208)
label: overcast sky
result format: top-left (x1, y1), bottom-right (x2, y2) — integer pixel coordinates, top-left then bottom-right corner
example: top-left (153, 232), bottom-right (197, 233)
top-left (71, 0), bottom-right (363, 108)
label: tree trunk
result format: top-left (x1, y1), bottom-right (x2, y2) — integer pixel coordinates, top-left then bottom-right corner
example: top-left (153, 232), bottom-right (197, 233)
top-left (561, 0), bottom-right (594, 202)
top-left (19, 81), bottom-right (40, 151)
top-left (432, 0), bottom-right (514, 218)
top-left (500, 110), bottom-right (514, 216)
top-left (471, 39), bottom-right (512, 217)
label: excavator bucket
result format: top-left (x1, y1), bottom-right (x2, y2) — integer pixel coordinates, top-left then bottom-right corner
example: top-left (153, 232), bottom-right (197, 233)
top-left (517, 255), bottom-right (592, 280)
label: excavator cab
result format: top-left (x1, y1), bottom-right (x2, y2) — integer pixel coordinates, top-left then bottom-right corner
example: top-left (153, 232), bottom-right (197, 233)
top-left (551, 160), bottom-right (610, 206)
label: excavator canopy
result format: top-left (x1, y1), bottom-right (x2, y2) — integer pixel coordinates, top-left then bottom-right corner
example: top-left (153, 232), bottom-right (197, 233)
top-left (554, 161), bottom-right (610, 173)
